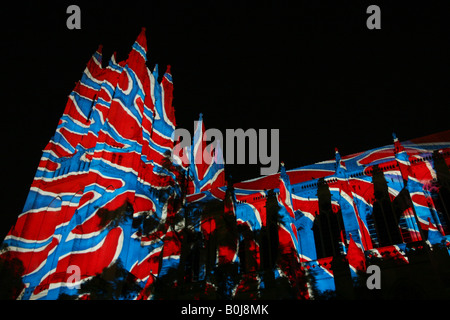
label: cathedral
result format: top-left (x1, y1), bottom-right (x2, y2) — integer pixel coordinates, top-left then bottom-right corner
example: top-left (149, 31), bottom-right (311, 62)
top-left (1, 29), bottom-right (449, 300)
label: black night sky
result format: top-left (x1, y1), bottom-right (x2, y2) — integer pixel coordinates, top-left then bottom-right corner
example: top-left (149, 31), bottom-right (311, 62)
top-left (1, 0), bottom-right (449, 239)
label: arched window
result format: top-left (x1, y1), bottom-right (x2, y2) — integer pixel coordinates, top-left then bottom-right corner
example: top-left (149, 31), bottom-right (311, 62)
top-left (369, 166), bottom-right (403, 247)
top-left (313, 178), bottom-right (346, 258)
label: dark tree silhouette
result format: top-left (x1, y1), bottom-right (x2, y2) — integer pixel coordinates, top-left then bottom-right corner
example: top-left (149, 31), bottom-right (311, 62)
top-left (0, 255), bottom-right (25, 300)
top-left (97, 201), bottom-right (134, 229)
top-left (59, 259), bottom-right (142, 300)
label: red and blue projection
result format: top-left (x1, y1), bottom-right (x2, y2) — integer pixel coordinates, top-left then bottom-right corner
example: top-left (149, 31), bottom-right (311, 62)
top-left (1, 29), bottom-right (450, 300)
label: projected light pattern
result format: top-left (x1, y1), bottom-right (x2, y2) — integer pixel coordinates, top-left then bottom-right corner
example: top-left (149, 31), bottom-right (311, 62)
top-left (1, 29), bottom-right (449, 300)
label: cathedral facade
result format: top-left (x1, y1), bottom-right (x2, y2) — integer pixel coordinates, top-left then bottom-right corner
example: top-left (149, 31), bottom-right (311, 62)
top-left (1, 29), bottom-right (449, 300)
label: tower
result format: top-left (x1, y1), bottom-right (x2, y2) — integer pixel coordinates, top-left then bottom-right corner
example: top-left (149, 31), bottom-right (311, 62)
top-left (0, 28), bottom-right (223, 300)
